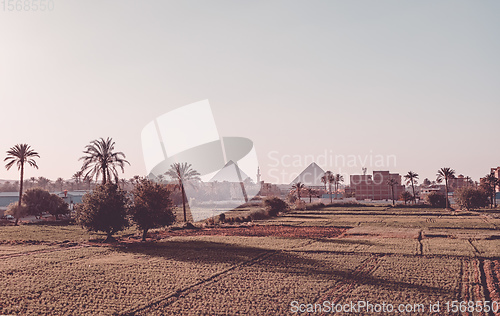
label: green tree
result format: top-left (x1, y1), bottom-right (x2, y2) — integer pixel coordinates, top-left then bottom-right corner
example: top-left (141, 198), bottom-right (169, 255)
top-left (76, 183), bottom-right (129, 242)
top-left (4, 144), bottom-right (40, 225)
top-left (483, 173), bottom-right (499, 208)
top-left (291, 182), bottom-right (305, 200)
top-left (454, 187), bottom-right (489, 211)
top-left (264, 197), bottom-right (289, 217)
top-left (129, 178), bottom-right (175, 241)
top-left (55, 177), bottom-right (65, 191)
top-left (436, 167), bottom-right (456, 209)
top-left (425, 191), bottom-right (447, 208)
top-left (165, 162), bottom-right (200, 222)
top-left (47, 194), bottom-right (70, 220)
top-left (400, 191), bottom-right (412, 205)
top-left (72, 170), bottom-right (84, 190)
top-left (5, 202), bottom-right (27, 221)
top-left (321, 171), bottom-right (334, 203)
top-left (80, 137), bottom-right (130, 185)
top-left (404, 171), bottom-right (419, 204)
top-left (23, 188), bottom-right (52, 218)
top-left (37, 177), bottom-right (51, 190)
top-left (386, 178), bottom-right (398, 206)
top-left (306, 188), bottom-right (315, 203)
top-left (333, 174), bottom-right (344, 199)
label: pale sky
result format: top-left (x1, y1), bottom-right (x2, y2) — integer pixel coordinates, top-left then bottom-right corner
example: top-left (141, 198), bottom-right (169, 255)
top-left (1, 1), bottom-right (499, 185)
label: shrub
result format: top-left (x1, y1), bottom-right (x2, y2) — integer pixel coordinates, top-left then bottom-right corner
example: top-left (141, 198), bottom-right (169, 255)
top-left (218, 213), bottom-right (226, 223)
top-left (76, 183), bottom-right (129, 242)
top-left (306, 202), bottom-right (326, 210)
top-left (264, 197), bottom-right (289, 217)
top-left (5, 202), bottom-right (27, 224)
top-left (425, 191), bottom-right (447, 208)
top-left (454, 187), bottom-right (489, 211)
top-left (129, 178), bottom-right (175, 241)
top-left (249, 210), bottom-right (268, 221)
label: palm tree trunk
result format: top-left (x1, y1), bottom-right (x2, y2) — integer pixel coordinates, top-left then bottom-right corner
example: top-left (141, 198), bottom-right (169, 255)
top-left (329, 184), bottom-right (332, 203)
top-left (445, 179), bottom-right (449, 209)
top-left (15, 163), bottom-right (25, 226)
top-left (411, 181), bottom-right (416, 204)
top-left (181, 182), bottom-right (187, 222)
top-left (391, 186), bottom-right (395, 206)
top-left (142, 229), bottom-right (148, 241)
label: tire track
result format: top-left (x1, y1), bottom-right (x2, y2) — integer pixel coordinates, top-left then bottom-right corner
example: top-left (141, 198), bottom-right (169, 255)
top-left (0, 243), bottom-right (90, 259)
top-left (118, 250), bottom-right (277, 316)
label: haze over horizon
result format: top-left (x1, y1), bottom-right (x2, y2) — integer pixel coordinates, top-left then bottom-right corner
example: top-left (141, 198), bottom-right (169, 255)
top-left (1, 1), bottom-right (499, 185)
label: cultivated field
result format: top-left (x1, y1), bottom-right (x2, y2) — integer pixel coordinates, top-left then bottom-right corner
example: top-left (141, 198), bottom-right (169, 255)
top-left (1, 206), bottom-right (500, 315)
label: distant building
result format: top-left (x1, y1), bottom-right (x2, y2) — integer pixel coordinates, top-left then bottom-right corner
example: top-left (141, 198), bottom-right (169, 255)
top-left (349, 171), bottom-right (405, 201)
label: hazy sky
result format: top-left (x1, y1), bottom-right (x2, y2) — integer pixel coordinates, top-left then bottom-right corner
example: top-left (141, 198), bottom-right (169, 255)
top-left (1, 1), bottom-right (499, 185)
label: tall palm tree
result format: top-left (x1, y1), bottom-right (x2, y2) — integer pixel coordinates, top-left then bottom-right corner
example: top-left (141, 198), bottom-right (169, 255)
top-left (165, 162), bottom-right (200, 222)
top-left (387, 178), bottom-right (398, 206)
top-left (321, 171), bottom-right (334, 203)
top-left (55, 177), bottom-right (65, 191)
top-left (4, 144), bottom-right (40, 225)
top-left (404, 171), bottom-right (419, 204)
top-left (333, 173), bottom-right (344, 199)
top-left (436, 167), bottom-right (456, 209)
top-left (80, 137), bottom-right (130, 184)
top-left (72, 170), bottom-right (84, 190)
top-left (29, 176), bottom-right (37, 189)
top-left (484, 173), bottom-right (499, 208)
top-left (291, 182), bottom-right (305, 201)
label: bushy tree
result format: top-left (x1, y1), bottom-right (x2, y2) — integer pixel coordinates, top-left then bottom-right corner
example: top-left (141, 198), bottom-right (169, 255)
top-left (129, 178), bottom-right (175, 241)
top-left (23, 188), bottom-right (52, 218)
top-left (23, 188), bottom-right (69, 220)
top-left (454, 187), bottom-right (489, 211)
top-left (264, 197), bottom-right (289, 217)
top-left (76, 184), bottom-right (129, 242)
top-left (5, 202), bottom-right (27, 221)
top-left (400, 191), bottom-right (413, 205)
top-left (47, 194), bottom-right (69, 220)
top-left (425, 191), bottom-right (447, 208)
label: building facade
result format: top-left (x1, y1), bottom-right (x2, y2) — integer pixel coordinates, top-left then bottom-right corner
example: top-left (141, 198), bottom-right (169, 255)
top-left (349, 171), bottom-right (405, 201)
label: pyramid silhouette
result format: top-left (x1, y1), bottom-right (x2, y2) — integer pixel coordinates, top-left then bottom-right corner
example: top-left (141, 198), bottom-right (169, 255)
top-left (209, 160), bottom-right (250, 182)
top-left (290, 162), bottom-right (326, 185)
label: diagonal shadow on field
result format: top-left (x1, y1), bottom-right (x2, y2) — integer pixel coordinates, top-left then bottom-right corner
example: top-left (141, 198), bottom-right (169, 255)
top-left (115, 240), bottom-right (454, 296)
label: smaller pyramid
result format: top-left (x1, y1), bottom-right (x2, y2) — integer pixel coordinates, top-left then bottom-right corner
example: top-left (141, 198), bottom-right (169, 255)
top-left (209, 160), bottom-right (249, 182)
top-left (290, 162), bottom-right (326, 186)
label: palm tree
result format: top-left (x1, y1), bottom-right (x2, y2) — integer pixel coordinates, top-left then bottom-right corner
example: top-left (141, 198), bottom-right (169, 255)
top-left (55, 177), bottom-right (65, 191)
top-left (80, 137), bottom-right (130, 185)
top-left (321, 172), bottom-right (329, 191)
top-left (165, 162), bottom-right (200, 222)
top-left (436, 167), bottom-right (456, 209)
top-left (321, 171), bottom-right (334, 203)
top-left (29, 176), bottom-right (37, 189)
top-left (484, 173), bottom-right (499, 208)
top-left (4, 144), bottom-right (40, 225)
top-left (37, 177), bottom-right (51, 190)
top-left (404, 171), bottom-right (419, 204)
top-left (291, 182), bottom-right (305, 201)
top-left (387, 178), bottom-right (398, 206)
top-left (333, 173), bottom-right (344, 199)
top-left (306, 188), bottom-right (315, 203)
top-left (72, 170), bottom-right (84, 190)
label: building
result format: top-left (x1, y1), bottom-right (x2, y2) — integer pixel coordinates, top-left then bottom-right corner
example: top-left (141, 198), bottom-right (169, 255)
top-left (349, 171), bottom-right (405, 201)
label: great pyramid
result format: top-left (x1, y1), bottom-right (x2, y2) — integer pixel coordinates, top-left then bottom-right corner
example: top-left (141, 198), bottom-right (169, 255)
top-left (290, 162), bottom-right (326, 186)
